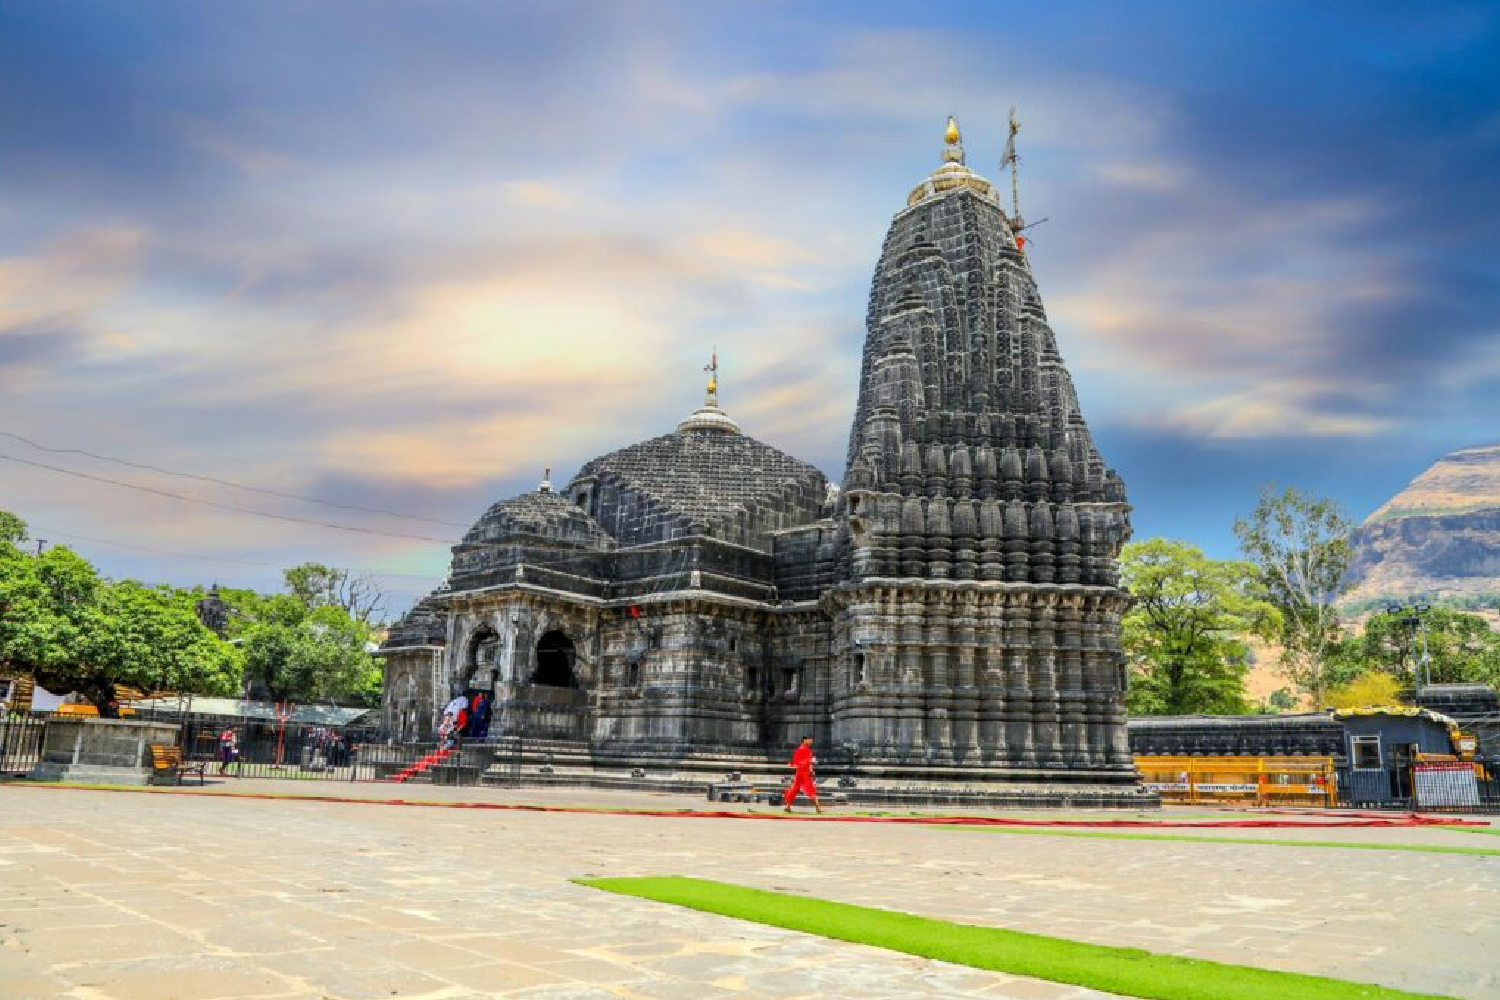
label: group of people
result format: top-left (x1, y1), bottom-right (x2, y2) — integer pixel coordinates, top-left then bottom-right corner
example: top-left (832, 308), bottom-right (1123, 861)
top-left (307, 726), bottom-right (351, 766)
top-left (211, 724), bottom-right (353, 774)
top-left (438, 690), bottom-right (492, 748)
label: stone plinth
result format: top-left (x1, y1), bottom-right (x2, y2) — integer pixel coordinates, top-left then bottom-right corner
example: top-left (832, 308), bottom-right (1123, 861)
top-left (29, 718), bottom-right (181, 785)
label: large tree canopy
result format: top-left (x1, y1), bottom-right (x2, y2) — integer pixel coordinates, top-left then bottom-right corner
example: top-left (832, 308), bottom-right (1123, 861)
top-left (239, 594), bottom-right (380, 707)
top-left (1330, 606), bottom-right (1500, 691)
top-left (1233, 486), bottom-right (1353, 705)
top-left (283, 562), bottom-right (385, 625)
top-left (2, 511), bottom-right (380, 710)
top-left (1, 512), bottom-right (240, 710)
top-left (1121, 538), bottom-right (1279, 716)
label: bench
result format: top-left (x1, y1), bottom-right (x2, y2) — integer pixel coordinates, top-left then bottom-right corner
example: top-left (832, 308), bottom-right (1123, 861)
top-left (149, 744), bottom-right (207, 786)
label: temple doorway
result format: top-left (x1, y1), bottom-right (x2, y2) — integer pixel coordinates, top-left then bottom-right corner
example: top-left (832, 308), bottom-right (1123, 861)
top-left (464, 626), bottom-right (501, 687)
top-left (533, 631), bottom-right (578, 688)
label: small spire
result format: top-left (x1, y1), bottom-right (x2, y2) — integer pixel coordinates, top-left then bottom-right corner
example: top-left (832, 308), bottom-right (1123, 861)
top-left (679, 349), bottom-right (741, 435)
top-left (539, 467), bottom-right (552, 492)
top-left (942, 115), bottom-right (964, 165)
top-left (703, 346), bottom-right (719, 406)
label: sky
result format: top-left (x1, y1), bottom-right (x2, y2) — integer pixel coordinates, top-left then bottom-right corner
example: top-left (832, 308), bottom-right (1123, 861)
top-left (1, 1), bottom-right (1497, 616)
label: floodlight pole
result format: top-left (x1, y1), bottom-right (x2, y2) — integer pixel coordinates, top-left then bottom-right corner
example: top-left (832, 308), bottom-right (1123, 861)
top-left (1385, 603), bottom-right (1433, 691)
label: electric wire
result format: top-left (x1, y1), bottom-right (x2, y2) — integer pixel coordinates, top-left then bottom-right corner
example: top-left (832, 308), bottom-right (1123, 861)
top-left (0, 429), bottom-right (469, 528)
top-left (0, 452), bottom-right (460, 544)
top-left (29, 527), bottom-right (446, 582)
top-left (30, 529), bottom-right (282, 569)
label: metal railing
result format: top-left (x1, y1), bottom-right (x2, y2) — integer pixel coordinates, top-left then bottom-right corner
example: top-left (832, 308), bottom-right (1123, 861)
top-left (175, 716), bottom-right (392, 782)
top-left (0, 714), bottom-right (46, 775)
top-left (1335, 762), bottom-right (1500, 814)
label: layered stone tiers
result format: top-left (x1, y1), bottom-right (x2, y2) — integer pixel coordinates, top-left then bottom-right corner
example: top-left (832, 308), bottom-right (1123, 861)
top-left (379, 119), bottom-right (1149, 807)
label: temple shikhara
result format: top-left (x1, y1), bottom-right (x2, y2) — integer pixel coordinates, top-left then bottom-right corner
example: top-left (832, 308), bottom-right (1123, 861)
top-left (380, 117), bottom-right (1146, 806)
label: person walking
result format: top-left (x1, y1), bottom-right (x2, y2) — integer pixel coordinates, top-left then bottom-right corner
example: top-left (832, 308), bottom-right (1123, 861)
top-left (217, 727), bottom-right (238, 776)
top-left (782, 735), bottom-right (822, 814)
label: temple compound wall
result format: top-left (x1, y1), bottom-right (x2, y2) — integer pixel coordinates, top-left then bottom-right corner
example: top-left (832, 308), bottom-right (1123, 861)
top-left (379, 119), bottom-right (1149, 806)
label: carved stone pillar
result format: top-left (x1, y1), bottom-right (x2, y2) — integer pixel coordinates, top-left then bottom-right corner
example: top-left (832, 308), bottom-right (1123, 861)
top-left (1003, 594), bottom-right (1034, 765)
top-left (1055, 594), bottom-right (1087, 764)
top-left (1029, 593), bottom-right (1062, 767)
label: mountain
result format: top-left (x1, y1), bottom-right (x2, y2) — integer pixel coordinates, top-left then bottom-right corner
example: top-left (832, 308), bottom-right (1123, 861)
top-left (1343, 443), bottom-right (1500, 608)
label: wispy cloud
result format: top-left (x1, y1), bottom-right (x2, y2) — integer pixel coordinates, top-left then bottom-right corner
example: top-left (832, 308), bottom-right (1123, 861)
top-left (1, 1), bottom-right (1495, 607)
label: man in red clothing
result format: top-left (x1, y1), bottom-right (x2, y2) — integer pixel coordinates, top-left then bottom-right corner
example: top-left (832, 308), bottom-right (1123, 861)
top-left (782, 735), bottom-right (822, 814)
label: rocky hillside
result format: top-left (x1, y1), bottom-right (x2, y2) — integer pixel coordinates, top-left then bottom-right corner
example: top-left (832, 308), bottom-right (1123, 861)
top-left (1343, 443), bottom-right (1500, 607)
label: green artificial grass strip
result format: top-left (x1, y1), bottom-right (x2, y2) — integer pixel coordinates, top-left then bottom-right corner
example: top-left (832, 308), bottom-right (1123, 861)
top-left (576, 876), bottom-right (1453, 1000)
top-left (943, 824), bottom-right (1500, 856)
top-left (1436, 825), bottom-right (1500, 837)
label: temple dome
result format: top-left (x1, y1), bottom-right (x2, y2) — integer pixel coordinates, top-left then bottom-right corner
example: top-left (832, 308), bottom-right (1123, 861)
top-left (460, 486), bottom-right (615, 550)
top-left (380, 589), bottom-right (449, 650)
top-left (676, 399), bottom-right (742, 435)
top-left (570, 390), bottom-right (829, 549)
top-left (907, 161), bottom-right (1000, 207)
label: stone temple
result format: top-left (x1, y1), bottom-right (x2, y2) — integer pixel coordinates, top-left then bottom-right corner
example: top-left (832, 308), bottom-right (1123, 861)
top-left (380, 119), bottom-right (1145, 806)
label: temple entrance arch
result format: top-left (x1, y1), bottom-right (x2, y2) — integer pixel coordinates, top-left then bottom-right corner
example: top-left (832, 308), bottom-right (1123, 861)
top-left (463, 625), bottom-right (501, 688)
top-left (533, 630), bottom-right (578, 688)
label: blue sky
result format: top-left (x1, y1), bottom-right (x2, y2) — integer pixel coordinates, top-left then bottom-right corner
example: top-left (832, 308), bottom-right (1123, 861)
top-left (1, 1), bottom-right (1497, 613)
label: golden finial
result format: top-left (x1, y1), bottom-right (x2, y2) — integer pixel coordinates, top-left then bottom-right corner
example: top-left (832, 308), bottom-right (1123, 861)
top-left (703, 347), bottom-right (719, 405)
top-left (942, 116), bottom-right (965, 165)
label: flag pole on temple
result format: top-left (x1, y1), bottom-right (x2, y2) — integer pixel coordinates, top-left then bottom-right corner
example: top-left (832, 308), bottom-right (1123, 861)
top-left (1002, 106), bottom-right (1022, 231)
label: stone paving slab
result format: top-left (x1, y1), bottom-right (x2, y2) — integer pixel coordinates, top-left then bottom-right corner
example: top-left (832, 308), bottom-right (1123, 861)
top-left (47, 776), bottom-right (1495, 846)
top-left (1, 784), bottom-right (1495, 999)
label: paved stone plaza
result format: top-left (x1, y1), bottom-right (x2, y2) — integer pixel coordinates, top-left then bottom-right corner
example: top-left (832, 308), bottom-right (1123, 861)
top-left (1, 783), bottom-right (1496, 999)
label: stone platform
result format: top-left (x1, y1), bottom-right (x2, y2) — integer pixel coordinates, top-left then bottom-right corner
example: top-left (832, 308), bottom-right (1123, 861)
top-left (466, 737), bottom-right (1157, 809)
top-left (28, 718), bottom-right (181, 786)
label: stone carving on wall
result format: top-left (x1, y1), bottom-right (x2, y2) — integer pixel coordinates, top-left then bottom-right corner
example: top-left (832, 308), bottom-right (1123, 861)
top-left (377, 118), bottom-right (1143, 804)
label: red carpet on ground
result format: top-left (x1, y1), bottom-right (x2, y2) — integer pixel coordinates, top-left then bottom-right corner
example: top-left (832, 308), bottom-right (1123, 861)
top-left (6, 783), bottom-right (1486, 827)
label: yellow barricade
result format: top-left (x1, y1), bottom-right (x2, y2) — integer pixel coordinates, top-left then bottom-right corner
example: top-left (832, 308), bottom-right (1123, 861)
top-left (1134, 755), bottom-right (1337, 807)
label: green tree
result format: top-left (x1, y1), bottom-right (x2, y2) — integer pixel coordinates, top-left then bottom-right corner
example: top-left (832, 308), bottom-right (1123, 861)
top-left (240, 593), bottom-right (379, 706)
top-left (1121, 538), bottom-right (1279, 716)
top-left (1336, 607), bottom-right (1500, 689)
top-left (283, 562), bottom-right (385, 624)
top-left (1253, 687), bottom-right (1298, 714)
top-left (0, 510), bottom-right (240, 710)
top-left (1233, 486), bottom-right (1353, 705)
top-left (0, 510), bottom-right (28, 546)
top-left (45, 581), bottom-right (242, 709)
top-left (0, 540), bottom-right (99, 691)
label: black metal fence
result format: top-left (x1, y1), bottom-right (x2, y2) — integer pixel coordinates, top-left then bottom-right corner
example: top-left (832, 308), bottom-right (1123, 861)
top-left (175, 715), bottom-right (390, 782)
top-left (166, 715), bottom-right (526, 786)
top-left (0, 711), bottom-right (423, 783)
top-left (0, 714), bottom-right (45, 775)
top-left (15, 706), bottom-right (1499, 808)
top-left (1335, 763), bottom-right (1500, 814)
